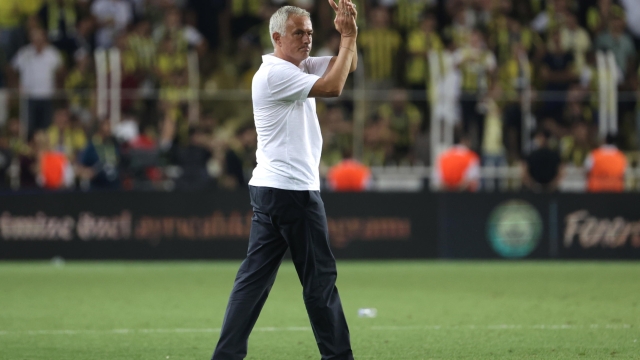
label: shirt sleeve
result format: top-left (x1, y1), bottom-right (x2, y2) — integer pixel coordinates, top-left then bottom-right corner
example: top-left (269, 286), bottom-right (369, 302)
top-left (11, 49), bottom-right (24, 71)
top-left (303, 56), bottom-right (332, 76)
top-left (267, 64), bottom-right (321, 101)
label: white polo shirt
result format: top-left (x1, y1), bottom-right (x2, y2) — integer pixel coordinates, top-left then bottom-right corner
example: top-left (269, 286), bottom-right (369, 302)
top-left (249, 54), bottom-right (332, 191)
top-left (12, 45), bottom-right (62, 99)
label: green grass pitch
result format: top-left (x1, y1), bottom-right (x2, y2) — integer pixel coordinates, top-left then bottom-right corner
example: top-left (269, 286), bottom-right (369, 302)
top-left (1, 261), bottom-right (639, 359)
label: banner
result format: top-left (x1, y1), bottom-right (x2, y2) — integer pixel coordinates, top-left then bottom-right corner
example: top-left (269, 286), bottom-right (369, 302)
top-left (0, 191), bottom-right (437, 259)
top-left (2, 191), bottom-right (639, 260)
top-left (437, 194), bottom-right (551, 259)
top-left (557, 195), bottom-right (640, 259)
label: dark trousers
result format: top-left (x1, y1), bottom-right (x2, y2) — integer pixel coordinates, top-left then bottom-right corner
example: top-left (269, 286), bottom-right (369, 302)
top-left (27, 99), bottom-right (53, 136)
top-left (211, 186), bottom-right (353, 360)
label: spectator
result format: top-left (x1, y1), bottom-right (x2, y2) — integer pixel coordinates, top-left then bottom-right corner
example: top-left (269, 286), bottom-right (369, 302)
top-left (153, 7), bottom-right (206, 55)
top-left (91, 0), bottom-right (133, 48)
top-left (359, 7), bottom-right (402, 88)
top-left (586, 0), bottom-right (622, 34)
top-left (540, 29), bottom-right (577, 122)
top-left (34, 129), bottom-right (75, 190)
top-left (39, 0), bottom-right (83, 63)
top-left (0, 0), bottom-right (24, 86)
top-left (444, 7), bottom-right (473, 48)
top-left (78, 119), bottom-right (121, 190)
top-left (18, 133), bottom-right (39, 189)
top-left (377, 88), bottom-right (422, 164)
top-left (585, 133), bottom-right (627, 192)
top-left (560, 13), bottom-right (591, 73)
top-left (171, 126), bottom-right (212, 191)
top-left (561, 121), bottom-right (593, 167)
top-left (10, 28), bottom-right (64, 135)
top-left (619, 0), bottom-right (640, 40)
top-left (70, 17), bottom-right (96, 57)
top-left (479, 84), bottom-right (507, 172)
top-left (362, 114), bottom-right (394, 166)
top-left (393, 0), bottom-right (430, 32)
top-left (326, 154), bottom-right (371, 192)
top-left (522, 129), bottom-right (563, 192)
top-left (320, 105), bottom-right (352, 169)
top-left (454, 28), bottom-right (497, 149)
top-left (64, 50), bottom-right (95, 124)
top-left (531, 0), bottom-right (570, 33)
top-left (46, 108), bottom-right (87, 160)
top-left (127, 20), bottom-right (156, 74)
top-left (155, 36), bottom-right (188, 83)
top-left (433, 133), bottom-right (480, 192)
top-left (595, 13), bottom-right (636, 76)
top-left (405, 13), bottom-right (443, 89)
top-left (220, 123), bottom-right (256, 189)
top-left (4, 117), bottom-right (30, 156)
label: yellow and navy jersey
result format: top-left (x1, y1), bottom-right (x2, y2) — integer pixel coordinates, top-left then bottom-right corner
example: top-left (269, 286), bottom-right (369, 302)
top-left (456, 48), bottom-right (497, 93)
top-left (359, 28), bottom-right (402, 81)
top-left (128, 35), bottom-right (157, 71)
top-left (405, 30), bottom-right (443, 86)
top-left (393, 0), bottom-right (429, 31)
top-left (231, 0), bottom-right (261, 17)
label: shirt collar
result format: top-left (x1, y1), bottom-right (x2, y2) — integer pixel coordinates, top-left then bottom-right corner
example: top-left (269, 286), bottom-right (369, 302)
top-left (262, 53), bottom-right (304, 70)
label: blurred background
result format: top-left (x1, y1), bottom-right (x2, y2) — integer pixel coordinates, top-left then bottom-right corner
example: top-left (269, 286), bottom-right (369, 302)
top-left (0, 0), bottom-right (639, 261)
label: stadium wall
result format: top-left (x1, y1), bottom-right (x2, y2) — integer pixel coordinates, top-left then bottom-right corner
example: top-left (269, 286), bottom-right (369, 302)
top-left (0, 191), bottom-right (638, 260)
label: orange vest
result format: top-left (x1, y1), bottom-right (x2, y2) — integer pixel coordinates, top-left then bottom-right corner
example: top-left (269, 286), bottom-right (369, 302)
top-left (587, 147), bottom-right (626, 192)
top-left (327, 159), bottom-right (371, 192)
top-left (40, 151), bottom-right (68, 189)
top-left (437, 146), bottom-right (479, 191)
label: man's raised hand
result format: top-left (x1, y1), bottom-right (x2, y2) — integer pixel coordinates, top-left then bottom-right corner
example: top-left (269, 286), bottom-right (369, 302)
top-left (328, 0), bottom-right (357, 37)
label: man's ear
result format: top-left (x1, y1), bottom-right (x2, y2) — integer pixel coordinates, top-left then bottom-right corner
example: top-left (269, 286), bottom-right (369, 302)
top-left (272, 32), bottom-right (281, 47)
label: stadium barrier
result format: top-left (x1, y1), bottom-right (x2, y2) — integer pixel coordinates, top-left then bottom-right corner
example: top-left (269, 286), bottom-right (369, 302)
top-left (0, 190), bottom-right (436, 260)
top-left (0, 191), bottom-right (638, 260)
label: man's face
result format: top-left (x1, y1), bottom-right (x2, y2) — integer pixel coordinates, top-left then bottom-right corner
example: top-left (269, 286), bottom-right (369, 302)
top-left (166, 10), bottom-right (181, 28)
top-left (277, 15), bottom-right (313, 63)
top-left (611, 18), bottom-right (624, 34)
top-left (54, 110), bottom-right (69, 128)
top-left (30, 29), bottom-right (46, 48)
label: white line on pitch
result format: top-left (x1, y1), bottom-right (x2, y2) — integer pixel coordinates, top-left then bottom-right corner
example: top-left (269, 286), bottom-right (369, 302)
top-left (0, 324), bottom-right (633, 336)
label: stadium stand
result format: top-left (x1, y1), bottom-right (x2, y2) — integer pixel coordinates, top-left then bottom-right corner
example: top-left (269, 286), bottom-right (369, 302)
top-left (1, 0), bottom-right (640, 192)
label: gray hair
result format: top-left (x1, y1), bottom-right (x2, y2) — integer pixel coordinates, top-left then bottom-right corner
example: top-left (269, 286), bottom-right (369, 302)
top-left (269, 6), bottom-right (311, 48)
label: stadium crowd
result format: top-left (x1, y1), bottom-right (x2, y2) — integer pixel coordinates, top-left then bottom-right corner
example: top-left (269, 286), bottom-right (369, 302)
top-left (0, 0), bottom-right (639, 191)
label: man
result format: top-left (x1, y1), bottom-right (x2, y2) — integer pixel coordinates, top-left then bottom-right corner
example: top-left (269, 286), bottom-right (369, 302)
top-left (540, 29), bottom-right (577, 122)
top-left (78, 119), bottom-right (121, 190)
top-left (10, 28), bottom-right (64, 136)
top-left (433, 133), bottom-right (480, 192)
top-left (454, 28), bottom-right (496, 150)
top-left (377, 88), bottom-right (422, 163)
top-left (91, 0), bottom-right (133, 48)
top-left (522, 130), bottom-right (563, 193)
top-left (46, 108), bottom-right (87, 160)
top-left (210, 1), bottom-right (358, 360)
top-left (38, 0), bottom-right (81, 62)
top-left (595, 13), bottom-right (635, 76)
top-left (585, 133), bottom-right (627, 192)
top-left (358, 6), bottom-right (401, 88)
top-left (153, 7), bottom-right (207, 55)
top-left (327, 154), bottom-right (371, 192)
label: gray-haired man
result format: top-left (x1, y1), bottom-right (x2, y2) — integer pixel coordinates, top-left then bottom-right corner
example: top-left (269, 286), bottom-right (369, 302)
top-left (211, 1), bottom-right (358, 359)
